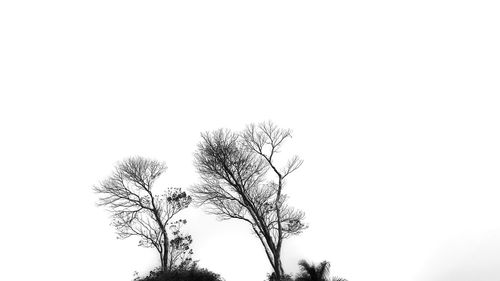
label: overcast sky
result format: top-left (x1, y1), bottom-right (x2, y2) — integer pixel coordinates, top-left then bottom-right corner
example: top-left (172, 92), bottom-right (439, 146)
top-left (1, 1), bottom-right (499, 281)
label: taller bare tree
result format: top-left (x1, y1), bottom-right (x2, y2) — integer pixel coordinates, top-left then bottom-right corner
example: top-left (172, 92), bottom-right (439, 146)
top-left (192, 121), bottom-right (306, 280)
top-left (94, 156), bottom-right (192, 271)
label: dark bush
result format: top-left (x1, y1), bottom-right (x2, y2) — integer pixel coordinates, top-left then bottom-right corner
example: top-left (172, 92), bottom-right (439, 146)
top-left (266, 272), bottom-right (294, 281)
top-left (135, 264), bottom-right (223, 281)
top-left (295, 260), bottom-right (348, 281)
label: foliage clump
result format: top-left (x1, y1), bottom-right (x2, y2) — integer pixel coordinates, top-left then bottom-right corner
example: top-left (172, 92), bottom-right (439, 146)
top-left (134, 264), bottom-right (223, 281)
top-left (294, 260), bottom-right (348, 281)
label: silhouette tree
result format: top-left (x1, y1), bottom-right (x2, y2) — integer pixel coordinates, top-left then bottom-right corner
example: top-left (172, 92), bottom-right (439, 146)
top-left (192, 121), bottom-right (306, 280)
top-left (296, 260), bottom-right (347, 281)
top-left (94, 156), bottom-right (192, 271)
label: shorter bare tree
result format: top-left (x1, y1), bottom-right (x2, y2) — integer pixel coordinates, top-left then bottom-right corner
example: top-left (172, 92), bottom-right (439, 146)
top-left (94, 156), bottom-right (192, 271)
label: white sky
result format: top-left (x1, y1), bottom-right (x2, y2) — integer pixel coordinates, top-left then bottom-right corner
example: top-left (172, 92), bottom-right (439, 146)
top-left (1, 1), bottom-right (499, 281)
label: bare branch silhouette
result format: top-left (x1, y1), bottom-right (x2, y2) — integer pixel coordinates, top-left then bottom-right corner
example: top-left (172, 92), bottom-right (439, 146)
top-left (94, 156), bottom-right (192, 271)
top-left (192, 122), bottom-right (306, 280)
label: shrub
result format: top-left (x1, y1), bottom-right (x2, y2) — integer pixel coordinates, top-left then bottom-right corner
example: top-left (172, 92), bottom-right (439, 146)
top-left (266, 272), bottom-right (294, 281)
top-left (135, 264), bottom-right (223, 281)
top-left (295, 260), bottom-right (348, 281)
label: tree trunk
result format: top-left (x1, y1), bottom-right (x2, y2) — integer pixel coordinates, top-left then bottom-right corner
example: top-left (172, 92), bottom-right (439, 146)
top-left (148, 190), bottom-right (169, 272)
top-left (273, 177), bottom-right (284, 280)
top-left (273, 255), bottom-right (284, 280)
top-left (159, 252), bottom-right (164, 271)
top-left (162, 233), bottom-right (169, 271)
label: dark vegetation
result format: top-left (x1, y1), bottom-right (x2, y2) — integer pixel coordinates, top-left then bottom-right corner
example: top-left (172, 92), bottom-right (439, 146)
top-left (294, 260), bottom-right (348, 281)
top-left (134, 264), bottom-right (223, 281)
top-left (264, 260), bottom-right (346, 281)
top-left (94, 121), bottom-right (347, 281)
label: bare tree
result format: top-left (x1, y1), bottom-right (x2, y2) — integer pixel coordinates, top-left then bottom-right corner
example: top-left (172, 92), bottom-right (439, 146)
top-left (94, 156), bottom-right (192, 271)
top-left (192, 121), bottom-right (306, 280)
